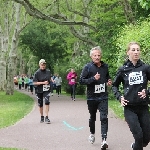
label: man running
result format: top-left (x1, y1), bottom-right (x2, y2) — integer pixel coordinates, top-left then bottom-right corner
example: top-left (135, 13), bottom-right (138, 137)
top-left (33, 59), bottom-right (51, 124)
top-left (79, 46), bottom-right (112, 150)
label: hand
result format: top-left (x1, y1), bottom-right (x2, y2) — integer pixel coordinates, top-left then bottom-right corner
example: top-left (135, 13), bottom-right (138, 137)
top-left (94, 72), bottom-right (100, 80)
top-left (138, 89), bottom-right (146, 99)
top-left (107, 79), bottom-right (112, 86)
top-left (120, 96), bottom-right (129, 106)
top-left (43, 81), bottom-right (49, 85)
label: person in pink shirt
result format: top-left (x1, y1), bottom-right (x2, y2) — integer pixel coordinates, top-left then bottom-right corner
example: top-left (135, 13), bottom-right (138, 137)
top-left (67, 68), bottom-right (77, 101)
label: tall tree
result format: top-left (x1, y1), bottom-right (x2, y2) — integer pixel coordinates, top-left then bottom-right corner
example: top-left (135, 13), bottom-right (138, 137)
top-left (0, 0), bottom-right (32, 94)
top-left (0, 1), bottom-right (14, 91)
top-left (19, 20), bottom-right (70, 72)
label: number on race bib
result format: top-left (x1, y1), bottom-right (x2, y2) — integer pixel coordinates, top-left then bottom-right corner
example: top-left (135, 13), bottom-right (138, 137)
top-left (71, 79), bottom-right (75, 82)
top-left (94, 83), bottom-right (105, 93)
top-left (43, 85), bottom-right (50, 91)
top-left (129, 71), bottom-right (143, 85)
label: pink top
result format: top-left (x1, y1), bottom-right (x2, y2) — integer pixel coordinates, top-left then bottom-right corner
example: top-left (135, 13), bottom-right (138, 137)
top-left (67, 72), bottom-right (77, 85)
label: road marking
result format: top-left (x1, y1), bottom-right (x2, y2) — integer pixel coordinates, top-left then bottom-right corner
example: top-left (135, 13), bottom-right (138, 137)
top-left (63, 121), bottom-right (84, 131)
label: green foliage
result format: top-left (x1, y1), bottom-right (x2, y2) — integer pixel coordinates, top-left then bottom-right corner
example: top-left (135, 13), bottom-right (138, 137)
top-left (15, 0), bottom-right (150, 94)
top-left (131, 0), bottom-right (150, 19)
top-left (0, 148), bottom-right (25, 150)
top-left (115, 18), bottom-right (150, 67)
top-left (138, 0), bottom-right (150, 10)
top-left (19, 19), bottom-right (70, 73)
top-left (108, 99), bottom-right (124, 119)
top-left (88, 0), bottom-right (127, 78)
top-left (0, 91), bottom-right (34, 128)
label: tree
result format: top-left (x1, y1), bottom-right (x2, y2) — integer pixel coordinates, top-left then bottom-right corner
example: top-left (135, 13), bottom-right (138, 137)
top-left (11, 0), bottom-right (150, 86)
top-left (12, 0), bottom-right (97, 46)
top-left (0, 0), bottom-right (11, 91)
top-left (138, 0), bottom-right (150, 10)
top-left (0, 0), bottom-right (33, 94)
top-left (114, 18), bottom-right (150, 68)
top-left (19, 20), bottom-right (70, 72)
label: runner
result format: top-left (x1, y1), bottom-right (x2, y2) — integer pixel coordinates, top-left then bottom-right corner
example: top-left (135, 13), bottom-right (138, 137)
top-left (112, 42), bottom-right (150, 150)
top-left (24, 75), bottom-right (29, 91)
top-left (67, 69), bottom-right (77, 101)
top-left (13, 75), bottom-right (18, 89)
top-left (29, 76), bottom-right (34, 94)
top-left (33, 59), bottom-right (51, 124)
top-left (54, 74), bottom-right (62, 97)
top-left (79, 46), bottom-right (112, 150)
top-left (18, 76), bottom-right (22, 90)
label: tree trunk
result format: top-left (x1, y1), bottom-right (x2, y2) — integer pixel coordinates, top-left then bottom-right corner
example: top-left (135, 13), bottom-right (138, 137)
top-left (6, 3), bottom-right (21, 95)
top-left (122, 0), bottom-right (135, 24)
top-left (0, 15), bottom-right (9, 91)
top-left (0, 61), bottom-right (7, 91)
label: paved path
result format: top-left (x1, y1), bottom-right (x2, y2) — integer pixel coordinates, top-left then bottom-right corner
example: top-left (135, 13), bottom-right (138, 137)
top-left (0, 91), bottom-right (150, 150)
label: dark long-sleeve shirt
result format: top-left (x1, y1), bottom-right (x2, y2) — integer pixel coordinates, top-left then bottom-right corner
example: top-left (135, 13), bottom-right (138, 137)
top-left (112, 59), bottom-right (150, 105)
top-left (79, 61), bottom-right (111, 100)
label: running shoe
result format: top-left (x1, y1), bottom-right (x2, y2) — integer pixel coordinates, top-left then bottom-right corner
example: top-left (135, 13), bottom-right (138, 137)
top-left (45, 116), bottom-right (51, 124)
top-left (131, 143), bottom-right (135, 149)
top-left (40, 116), bottom-right (44, 123)
top-left (101, 140), bottom-right (108, 150)
top-left (88, 134), bottom-right (95, 144)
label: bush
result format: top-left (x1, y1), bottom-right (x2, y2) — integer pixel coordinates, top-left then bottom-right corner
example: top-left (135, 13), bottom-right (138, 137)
top-left (115, 18), bottom-right (150, 67)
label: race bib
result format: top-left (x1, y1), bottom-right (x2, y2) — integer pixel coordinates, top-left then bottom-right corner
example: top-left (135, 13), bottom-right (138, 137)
top-left (71, 79), bottom-right (75, 82)
top-left (94, 83), bottom-right (105, 93)
top-left (43, 85), bottom-right (50, 91)
top-left (129, 71), bottom-right (143, 85)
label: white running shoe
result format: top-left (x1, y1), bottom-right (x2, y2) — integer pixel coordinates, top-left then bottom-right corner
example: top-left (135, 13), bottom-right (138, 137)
top-left (131, 143), bottom-right (134, 149)
top-left (88, 134), bottom-right (95, 144)
top-left (101, 140), bottom-right (108, 150)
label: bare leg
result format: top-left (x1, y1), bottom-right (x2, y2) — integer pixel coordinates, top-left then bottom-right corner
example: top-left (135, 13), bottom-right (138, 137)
top-left (45, 105), bottom-right (50, 116)
top-left (39, 107), bottom-right (43, 116)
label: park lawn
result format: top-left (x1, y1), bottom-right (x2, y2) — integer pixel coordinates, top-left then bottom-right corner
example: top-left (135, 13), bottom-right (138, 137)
top-left (108, 99), bottom-right (124, 119)
top-left (0, 91), bottom-right (34, 129)
top-left (0, 148), bottom-right (25, 150)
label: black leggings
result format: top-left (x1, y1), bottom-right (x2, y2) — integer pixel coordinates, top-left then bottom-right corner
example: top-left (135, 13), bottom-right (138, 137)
top-left (87, 99), bottom-right (108, 139)
top-left (70, 84), bottom-right (76, 99)
top-left (56, 85), bottom-right (61, 95)
top-left (124, 105), bottom-right (150, 150)
top-left (30, 85), bottom-right (33, 92)
top-left (36, 92), bottom-right (50, 107)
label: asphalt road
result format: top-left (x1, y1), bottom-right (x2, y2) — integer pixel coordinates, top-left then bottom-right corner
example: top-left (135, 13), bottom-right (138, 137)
top-left (0, 91), bottom-right (150, 150)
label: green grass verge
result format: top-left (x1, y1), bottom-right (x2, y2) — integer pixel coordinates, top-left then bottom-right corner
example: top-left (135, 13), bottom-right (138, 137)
top-left (108, 99), bottom-right (124, 119)
top-left (0, 148), bottom-right (25, 150)
top-left (0, 91), bottom-right (34, 129)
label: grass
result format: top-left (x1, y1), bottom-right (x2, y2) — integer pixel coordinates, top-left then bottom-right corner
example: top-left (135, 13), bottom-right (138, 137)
top-left (0, 91), bottom-right (34, 150)
top-left (0, 91), bottom-right (34, 129)
top-left (108, 99), bottom-right (124, 119)
top-left (0, 148), bottom-right (25, 150)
